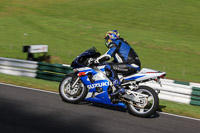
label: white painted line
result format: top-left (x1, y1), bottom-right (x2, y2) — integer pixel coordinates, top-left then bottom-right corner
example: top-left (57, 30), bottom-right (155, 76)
top-left (0, 82), bottom-right (59, 94)
top-left (159, 112), bottom-right (200, 121)
top-left (1, 82), bottom-right (200, 122)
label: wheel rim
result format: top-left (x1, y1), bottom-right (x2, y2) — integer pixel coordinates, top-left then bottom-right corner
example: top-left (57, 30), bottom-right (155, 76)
top-left (129, 89), bottom-right (155, 114)
top-left (60, 77), bottom-right (84, 101)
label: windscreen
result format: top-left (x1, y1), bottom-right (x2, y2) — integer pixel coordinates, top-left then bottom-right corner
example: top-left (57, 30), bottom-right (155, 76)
top-left (71, 47), bottom-right (101, 68)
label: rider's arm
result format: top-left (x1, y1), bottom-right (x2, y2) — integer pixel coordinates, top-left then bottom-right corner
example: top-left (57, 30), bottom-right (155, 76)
top-left (95, 44), bottom-right (117, 63)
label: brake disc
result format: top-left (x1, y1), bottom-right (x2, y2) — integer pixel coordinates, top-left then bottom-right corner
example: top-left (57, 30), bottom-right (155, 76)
top-left (135, 97), bottom-right (148, 108)
top-left (65, 83), bottom-right (81, 96)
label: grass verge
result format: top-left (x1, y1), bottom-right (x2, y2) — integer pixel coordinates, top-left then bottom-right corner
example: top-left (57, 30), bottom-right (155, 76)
top-left (0, 0), bottom-right (200, 82)
top-left (0, 73), bottom-right (59, 92)
top-left (0, 73), bottom-right (200, 119)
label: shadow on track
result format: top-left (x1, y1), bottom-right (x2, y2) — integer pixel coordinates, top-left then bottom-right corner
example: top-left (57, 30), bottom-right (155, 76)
top-left (84, 101), bottom-right (160, 119)
top-left (0, 98), bottom-right (96, 133)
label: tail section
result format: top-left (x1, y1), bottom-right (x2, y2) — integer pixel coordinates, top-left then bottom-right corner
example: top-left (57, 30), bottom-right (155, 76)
top-left (123, 68), bottom-right (166, 82)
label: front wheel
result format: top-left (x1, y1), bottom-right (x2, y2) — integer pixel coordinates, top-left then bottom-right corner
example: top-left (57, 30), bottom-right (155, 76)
top-left (127, 85), bottom-right (159, 117)
top-left (59, 73), bottom-right (88, 104)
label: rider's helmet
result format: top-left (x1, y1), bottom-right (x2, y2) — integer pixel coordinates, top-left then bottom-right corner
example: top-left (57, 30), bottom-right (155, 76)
top-left (104, 30), bottom-right (120, 47)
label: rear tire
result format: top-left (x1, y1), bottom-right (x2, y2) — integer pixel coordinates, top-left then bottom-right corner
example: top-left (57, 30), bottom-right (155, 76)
top-left (59, 73), bottom-right (88, 104)
top-left (127, 85), bottom-right (159, 117)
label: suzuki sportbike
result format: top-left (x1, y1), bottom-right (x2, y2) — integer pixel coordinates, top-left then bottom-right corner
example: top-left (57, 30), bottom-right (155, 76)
top-left (59, 47), bottom-right (166, 117)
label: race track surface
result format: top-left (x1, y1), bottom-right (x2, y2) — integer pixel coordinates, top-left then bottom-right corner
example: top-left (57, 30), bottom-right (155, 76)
top-left (0, 83), bottom-right (199, 133)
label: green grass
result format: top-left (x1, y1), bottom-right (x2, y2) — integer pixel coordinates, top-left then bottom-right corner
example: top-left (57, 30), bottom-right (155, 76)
top-left (0, 73), bottom-right (59, 92)
top-left (159, 100), bottom-right (200, 119)
top-left (0, 0), bottom-right (200, 118)
top-left (0, 0), bottom-right (199, 82)
top-left (1, 73), bottom-right (200, 119)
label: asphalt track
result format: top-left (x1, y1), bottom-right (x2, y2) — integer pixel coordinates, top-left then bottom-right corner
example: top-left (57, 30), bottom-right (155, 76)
top-left (0, 83), bottom-right (199, 133)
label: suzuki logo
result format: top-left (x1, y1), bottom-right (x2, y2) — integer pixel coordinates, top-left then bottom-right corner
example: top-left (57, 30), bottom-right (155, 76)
top-left (87, 82), bottom-right (110, 89)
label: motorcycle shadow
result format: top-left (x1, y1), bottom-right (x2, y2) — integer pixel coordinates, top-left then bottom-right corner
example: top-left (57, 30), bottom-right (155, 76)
top-left (81, 101), bottom-right (160, 119)
top-left (76, 101), bottom-right (126, 112)
top-left (89, 102), bottom-right (127, 112)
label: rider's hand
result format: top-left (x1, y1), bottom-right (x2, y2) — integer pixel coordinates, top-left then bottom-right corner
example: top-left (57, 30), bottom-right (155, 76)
top-left (94, 59), bottom-right (99, 64)
top-left (87, 58), bottom-right (99, 66)
top-left (88, 58), bottom-right (95, 65)
top-left (94, 59), bottom-right (100, 66)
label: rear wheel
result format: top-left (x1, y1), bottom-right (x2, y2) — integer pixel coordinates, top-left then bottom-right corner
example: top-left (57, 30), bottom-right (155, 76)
top-left (127, 85), bottom-right (159, 117)
top-left (59, 73), bottom-right (88, 104)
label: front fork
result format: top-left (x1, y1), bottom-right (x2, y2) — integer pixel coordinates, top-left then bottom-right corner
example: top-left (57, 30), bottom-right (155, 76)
top-left (71, 76), bottom-right (80, 88)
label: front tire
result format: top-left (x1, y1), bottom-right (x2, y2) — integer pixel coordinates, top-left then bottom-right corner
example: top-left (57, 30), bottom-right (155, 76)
top-left (127, 85), bottom-right (159, 117)
top-left (59, 73), bottom-right (88, 104)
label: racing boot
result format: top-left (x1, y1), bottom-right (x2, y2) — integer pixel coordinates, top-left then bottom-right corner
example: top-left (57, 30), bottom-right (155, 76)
top-left (110, 85), bottom-right (125, 97)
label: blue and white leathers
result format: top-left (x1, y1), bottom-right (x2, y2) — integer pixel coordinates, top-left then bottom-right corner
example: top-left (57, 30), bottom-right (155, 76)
top-left (107, 39), bottom-right (140, 65)
top-left (94, 39), bottom-right (141, 89)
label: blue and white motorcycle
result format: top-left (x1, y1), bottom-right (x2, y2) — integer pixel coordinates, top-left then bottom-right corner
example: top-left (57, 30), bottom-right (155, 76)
top-left (59, 47), bottom-right (166, 117)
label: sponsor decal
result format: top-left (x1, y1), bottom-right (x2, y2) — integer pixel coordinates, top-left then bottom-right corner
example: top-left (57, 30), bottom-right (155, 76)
top-left (87, 82), bottom-right (110, 89)
top-left (29, 45), bottom-right (48, 53)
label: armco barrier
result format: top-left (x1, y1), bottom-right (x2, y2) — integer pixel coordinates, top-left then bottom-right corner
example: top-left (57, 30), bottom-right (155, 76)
top-left (38, 62), bottom-right (72, 74)
top-left (0, 57), bottom-right (38, 77)
top-left (36, 62), bottom-right (73, 82)
top-left (0, 57), bottom-right (73, 82)
top-left (0, 57), bottom-right (200, 106)
top-left (141, 79), bottom-right (200, 106)
top-left (36, 71), bottom-right (65, 82)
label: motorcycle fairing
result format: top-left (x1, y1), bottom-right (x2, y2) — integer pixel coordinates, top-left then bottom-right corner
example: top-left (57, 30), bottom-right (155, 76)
top-left (78, 66), bottom-right (126, 108)
top-left (77, 66), bottom-right (165, 108)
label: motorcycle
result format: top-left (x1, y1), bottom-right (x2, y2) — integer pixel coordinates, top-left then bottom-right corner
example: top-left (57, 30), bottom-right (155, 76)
top-left (59, 47), bottom-right (166, 117)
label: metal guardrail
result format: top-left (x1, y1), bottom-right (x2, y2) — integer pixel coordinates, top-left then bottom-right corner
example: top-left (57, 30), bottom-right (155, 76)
top-left (0, 57), bottom-right (73, 82)
top-left (141, 79), bottom-right (200, 106)
top-left (0, 57), bottom-right (200, 106)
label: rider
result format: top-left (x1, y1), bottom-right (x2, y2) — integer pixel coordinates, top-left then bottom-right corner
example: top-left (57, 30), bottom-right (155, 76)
top-left (94, 30), bottom-right (141, 97)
